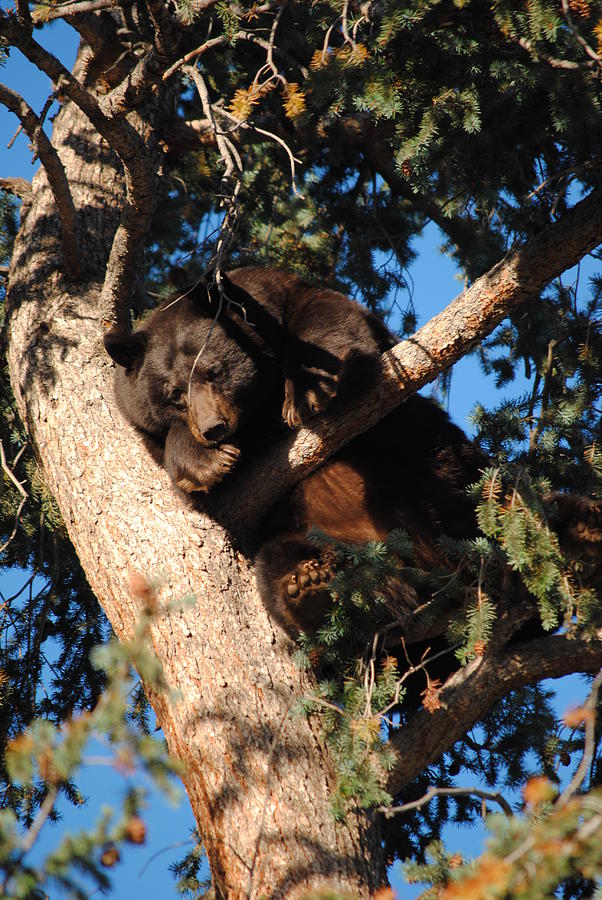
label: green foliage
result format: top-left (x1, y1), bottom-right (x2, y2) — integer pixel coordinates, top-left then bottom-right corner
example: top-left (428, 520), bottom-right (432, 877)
top-left (413, 787), bottom-right (602, 899)
top-left (0, 603), bottom-right (184, 898)
top-left (169, 829), bottom-right (211, 897)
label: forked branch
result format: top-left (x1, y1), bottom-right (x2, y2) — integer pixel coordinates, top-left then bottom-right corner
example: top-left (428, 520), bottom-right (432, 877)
top-left (385, 629), bottom-right (602, 796)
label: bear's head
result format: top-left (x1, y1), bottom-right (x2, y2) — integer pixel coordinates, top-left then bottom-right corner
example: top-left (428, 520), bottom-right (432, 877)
top-left (104, 289), bottom-right (274, 447)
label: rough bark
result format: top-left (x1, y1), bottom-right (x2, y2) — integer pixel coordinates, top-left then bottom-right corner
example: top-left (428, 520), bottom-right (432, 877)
top-left (5, 93), bottom-right (385, 898)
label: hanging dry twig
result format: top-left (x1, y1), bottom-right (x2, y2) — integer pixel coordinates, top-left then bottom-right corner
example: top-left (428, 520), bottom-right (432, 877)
top-left (0, 440), bottom-right (28, 556)
top-left (561, 0), bottom-right (602, 69)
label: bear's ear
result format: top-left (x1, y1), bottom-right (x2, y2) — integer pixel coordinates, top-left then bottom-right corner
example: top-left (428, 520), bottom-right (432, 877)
top-left (103, 329), bottom-right (148, 371)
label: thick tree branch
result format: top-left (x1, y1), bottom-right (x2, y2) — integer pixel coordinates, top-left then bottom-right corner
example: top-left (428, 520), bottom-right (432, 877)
top-left (221, 183), bottom-right (602, 533)
top-left (31, 0), bottom-right (132, 23)
top-left (386, 629), bottom-right (602, 796)
top-left (96, 0), bottom-right (219, 117)
top-left (0, 9), bottom-right (183, 322)
top-left (0, 83), bottom-right (79, 279)
top-left (0, 177), bottom-right (32, 201)
top-left (0, 10), bottom-right (143, 161)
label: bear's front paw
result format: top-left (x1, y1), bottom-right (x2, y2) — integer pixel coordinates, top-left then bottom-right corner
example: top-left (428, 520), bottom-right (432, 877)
top-left (175, 443), bottom-right (241, 493)
top-left (282, 372), bottom-right (339, 428)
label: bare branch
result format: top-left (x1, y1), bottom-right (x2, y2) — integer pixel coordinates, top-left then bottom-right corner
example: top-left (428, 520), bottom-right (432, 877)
top-left (380, 785), bottom-right (514, 819)
top-left (386, 629), bottom-right (602, 796)
top-left (162, 34), bottom-right (231, 80)
top-left (0, 439), bottom-right (28, 556)
top-left (514, 34), bottom-right (593, 70)
top-left (221, 183), bottom-right (602, 532)
top-left (185, 65), bottom-right (242, 272)
top-left (31, 0), bottom-right (131, 22)
top-left (0, 82), bottom-right (80, 279)
top-left (217, 106), bottom-right (302, 195)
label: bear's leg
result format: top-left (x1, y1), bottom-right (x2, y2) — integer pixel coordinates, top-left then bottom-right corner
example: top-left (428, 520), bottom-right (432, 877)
top-left (255, 535), bottom-right (337, 636)
top-left (164, 423), bottom-right (240, 493)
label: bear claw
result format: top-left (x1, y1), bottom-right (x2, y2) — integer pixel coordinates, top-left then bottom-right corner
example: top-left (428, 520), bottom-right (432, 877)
top-left (284, 558), bottom-right (333, 602)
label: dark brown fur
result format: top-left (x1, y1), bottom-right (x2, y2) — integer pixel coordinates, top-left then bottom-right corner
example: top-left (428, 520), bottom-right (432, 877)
top-left (104, 266), bottom-right (602, 640)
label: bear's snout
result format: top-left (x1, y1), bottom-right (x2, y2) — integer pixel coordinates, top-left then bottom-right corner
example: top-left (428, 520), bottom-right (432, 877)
top-left (200, 422), bottom-right (228, 444)
top-left (186, 382), bottom-right (239, 447)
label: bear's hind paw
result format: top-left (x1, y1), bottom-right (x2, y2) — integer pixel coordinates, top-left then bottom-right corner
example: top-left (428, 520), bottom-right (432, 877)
top-left (285, 559), bottom-right (333, 599)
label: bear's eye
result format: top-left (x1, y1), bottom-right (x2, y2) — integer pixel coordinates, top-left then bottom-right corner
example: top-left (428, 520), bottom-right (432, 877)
top-left (203, 365), bottom-right (222, 383)
top-left (167, 386), bottom-right (185, 405)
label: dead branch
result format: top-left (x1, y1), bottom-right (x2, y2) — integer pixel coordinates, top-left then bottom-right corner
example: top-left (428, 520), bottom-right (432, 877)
top-left (162, 34), bottom-right (230, 80)
top-left (380, 785), bottom-right (514, 819)
top-left (0, 439), bottom-right (28, 556)
top-left (185, 64), bottom-right (242, 273)
top-left (0, 82), bottom-right (79, 279)
top-left (385, 629), bottom-right (602, 796)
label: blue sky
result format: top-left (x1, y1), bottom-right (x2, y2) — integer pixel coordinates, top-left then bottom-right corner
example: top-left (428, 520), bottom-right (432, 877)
top-left (0, 15), bottom-right (596, 898)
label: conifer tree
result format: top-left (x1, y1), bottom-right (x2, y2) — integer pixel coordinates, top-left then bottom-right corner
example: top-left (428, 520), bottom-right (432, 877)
top-left (0, 0), bottom-right (602, 895)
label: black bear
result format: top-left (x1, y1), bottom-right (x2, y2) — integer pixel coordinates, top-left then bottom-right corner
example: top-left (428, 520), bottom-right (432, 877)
top-left (104, 267), bottom-right (602, 639)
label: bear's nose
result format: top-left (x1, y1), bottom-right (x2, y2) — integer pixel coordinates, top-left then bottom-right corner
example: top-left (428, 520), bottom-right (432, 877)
top-left (202, 423), bottom-right (228, 443)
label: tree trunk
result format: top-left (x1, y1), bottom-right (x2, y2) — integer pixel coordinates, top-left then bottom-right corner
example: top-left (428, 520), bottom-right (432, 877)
top-left (5, 94), bottom-right (385, 898)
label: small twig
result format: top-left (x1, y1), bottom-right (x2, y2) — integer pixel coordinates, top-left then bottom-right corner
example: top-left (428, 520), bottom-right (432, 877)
top-left (7, 124), bottom-right (24, 150)
top-left (217, 107), bottom-right (302, 195)
top-left (557, 668), bottom-right (602, 808)
top-left (185, 64), bottom-right (242, 278)
top-left (528, 339), bottom-right (557, 455)
top-left (527, 160), bottom-right (598, 200)
top-left (162, 34), bottom-right (231, 80)
top-left (561, 0), bottom-right (602, 69)
top-left (341, 0), bottom-right (356, 51)
top-left (514, 35), bottom-right (589, 70)
top-left (0, 439), bottom-right (28, 556)
top-left (138, 839), bottom-right (193, 877)
top-left (379, 785), bottom-right (514, 819)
